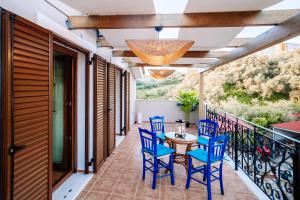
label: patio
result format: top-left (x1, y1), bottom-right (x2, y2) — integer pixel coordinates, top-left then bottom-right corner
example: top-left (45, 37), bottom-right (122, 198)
top-left (76, 123), bottom-right (257, 200)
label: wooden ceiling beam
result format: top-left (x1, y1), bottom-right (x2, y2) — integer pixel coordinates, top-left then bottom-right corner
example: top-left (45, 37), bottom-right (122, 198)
top-left (227, 38), bottom-right (251, 47)
top-left (67, 10), bottom-right (300, 29)
top-left (207, 13), bottom-right (300, 72)
top-left (113, 50), bottom-right (228, 58)
top-left (128, 63), bottom-right (210, 68)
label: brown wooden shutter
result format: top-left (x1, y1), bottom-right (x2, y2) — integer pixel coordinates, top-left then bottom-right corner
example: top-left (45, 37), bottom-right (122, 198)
top-left (93, 55), bottom-right (107, 172)
top-left (124, 72), bottom-right (130, 134)
top-left (107, 63), bottom-right (116, 155)
top-left (11, 15), bottom-right (52, 199)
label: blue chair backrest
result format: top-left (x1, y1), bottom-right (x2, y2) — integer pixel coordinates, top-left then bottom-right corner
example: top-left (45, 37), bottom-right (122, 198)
top-left (197, 119), bottom-right (218, 138)
top-left (149, 116), bottom-right (165, 134)
top-left (138, 128), bottom-right (157, 155)
top-left (207, 134), bottom-right (229, 163)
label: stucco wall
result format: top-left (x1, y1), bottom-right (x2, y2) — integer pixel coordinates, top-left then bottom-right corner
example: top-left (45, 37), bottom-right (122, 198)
top-left (135, 99), bottom-right (199, 123)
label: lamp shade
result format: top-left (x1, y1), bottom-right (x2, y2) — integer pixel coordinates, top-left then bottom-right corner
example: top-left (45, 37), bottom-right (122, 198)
top-left (126, 39), bottom-right (194, 66)
top-left (148, 69), bottom-right (175, 79)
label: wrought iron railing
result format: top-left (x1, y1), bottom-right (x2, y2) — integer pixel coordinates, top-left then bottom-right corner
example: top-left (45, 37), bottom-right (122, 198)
top-left (205, 104), bottom-right (300, 200)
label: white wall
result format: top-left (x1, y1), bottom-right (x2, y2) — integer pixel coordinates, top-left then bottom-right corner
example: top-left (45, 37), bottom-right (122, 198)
top-left (130, 74), bottom-right (136, 126)
top-left (115, 70), bottom-right (121, 134)
top-left (135, 99), bottom-right (199, 124)
top-left (76, 52), bottom-right (86, 171)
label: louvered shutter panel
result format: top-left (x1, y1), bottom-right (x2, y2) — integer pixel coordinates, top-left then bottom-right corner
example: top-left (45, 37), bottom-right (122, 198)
top-left (12, 16), bottom-right (52, 200)
top-left (125, 72), bottom-right (130, 134)
top-left (93, 55), bottom-right (106, 172)
top-left (107, 63), bottom-right (116, 155)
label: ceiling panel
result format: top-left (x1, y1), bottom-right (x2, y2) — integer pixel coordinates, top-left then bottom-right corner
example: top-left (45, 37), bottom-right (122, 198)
top-left (100, 29), bottom-right (157, 48)
top-left (60, 0), bottom-right (156, 15)
top-left (185, 0), bottom-right (283, 13)
top-left (179, 27), bottom-right (243, 50)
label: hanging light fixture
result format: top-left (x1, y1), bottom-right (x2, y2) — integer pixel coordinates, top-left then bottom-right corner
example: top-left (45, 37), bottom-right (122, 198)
top-left (126, 26), bottom-right (194, 66)
top-left (148, 69), bottom-right (175, 79)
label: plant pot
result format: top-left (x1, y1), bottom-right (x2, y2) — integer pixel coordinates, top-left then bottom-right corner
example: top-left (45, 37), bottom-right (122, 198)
top-left (185, 121), bottom-right (190, 128)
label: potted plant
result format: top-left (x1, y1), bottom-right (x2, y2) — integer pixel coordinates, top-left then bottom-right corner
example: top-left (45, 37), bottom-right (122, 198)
top-left (176, 90), bottom-right (199, 127)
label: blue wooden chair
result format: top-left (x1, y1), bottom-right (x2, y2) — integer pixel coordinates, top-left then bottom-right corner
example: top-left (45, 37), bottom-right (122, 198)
top-left (197, 119), bottom-right (219, 148)
top-left (149, 116), bottom-right (166, 144)
top-left (185, 134), bottom-right (229, 200)
top-left (138, 128), bottom-right (175, 189)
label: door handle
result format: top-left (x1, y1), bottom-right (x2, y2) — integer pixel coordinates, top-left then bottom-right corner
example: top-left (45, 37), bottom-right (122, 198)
top-left (9, 144), bottom-right (26, 155)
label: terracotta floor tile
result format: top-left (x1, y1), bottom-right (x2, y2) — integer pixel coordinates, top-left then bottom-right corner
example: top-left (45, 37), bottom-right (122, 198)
top-left (113, 180), bottom-right (138, 198)
top-left (75, 191), bottom-right (88, 200)
top-left (160, 185), bottom-right (185, 200)
top-left (84, 191), bottom-right (111, 200)
top-left (91, 178), bottom-right (118, 193)
top-left (76, 124), bottom-right (258, 200)
top-left (135, 183), bottom-right (160, 199)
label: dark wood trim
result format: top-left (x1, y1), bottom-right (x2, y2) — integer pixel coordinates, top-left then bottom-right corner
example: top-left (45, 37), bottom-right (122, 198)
top-left (48, 32), bottom-right (53, 200)
top-left (84, 53), bottom-right (90, 174)
top-left (52, 44), bottom-right (78, 189)
top-left (53, 34), bottom-right (89, 54)
top-left (52, 171), bottom-right (73, 192)
top-left (67, 10), bottom-right (300, 29)
top-left (1, 9), bottom-right (12, 200)
top-left (113, 50), bottom-right (227, 58)
top-left (92, 54), bottom-right (107, 173)
top-left (103, 61), bottom-right (108, 159)
top-left (53, 33), bottom-right (91, 175)
top-left (119, 69), bottom-right (123, 135)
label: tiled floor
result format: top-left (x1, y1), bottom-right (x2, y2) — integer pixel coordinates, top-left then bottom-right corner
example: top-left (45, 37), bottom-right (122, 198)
top-left (76, 124), bottom-right (257, 200)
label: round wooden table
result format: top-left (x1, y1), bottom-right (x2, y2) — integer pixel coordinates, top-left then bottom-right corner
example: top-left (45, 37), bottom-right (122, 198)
top-left (165, 132), bottom-right (197, 172)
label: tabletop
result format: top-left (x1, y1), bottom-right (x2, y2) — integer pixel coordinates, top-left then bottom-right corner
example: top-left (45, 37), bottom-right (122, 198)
top-left (165, 132), bottom-right (197, 145)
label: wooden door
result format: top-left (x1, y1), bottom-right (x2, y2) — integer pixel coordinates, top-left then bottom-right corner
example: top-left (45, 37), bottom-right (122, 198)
top-left (107, 63), bottom-right (116, 155)
top-left (9, 14), bottom-right (52, 199)
top-left (93, 55), bottom-right (107, 172)
top-left (124, 72), bottom-right (130, 134)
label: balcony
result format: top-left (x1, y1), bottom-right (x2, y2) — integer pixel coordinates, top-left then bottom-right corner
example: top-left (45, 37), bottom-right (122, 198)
top-left (76, 123), bottom-right (257, 200)
top-left (75, 103), bottom-right (299, 200)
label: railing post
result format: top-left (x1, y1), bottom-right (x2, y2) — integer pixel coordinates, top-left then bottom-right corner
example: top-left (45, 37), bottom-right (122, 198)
top-left (234, 122), bottom-right (238, 171)
top-left (253, 126), bottom-right (257, 182)
top-left (293, 143), bottom-right (300, 200)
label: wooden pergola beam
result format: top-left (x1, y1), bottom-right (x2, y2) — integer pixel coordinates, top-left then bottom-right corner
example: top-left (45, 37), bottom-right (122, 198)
top-left (227, 38), bottom-right (251, 47)
top-left (128, 63), bottom-right (211, 68)
top-left (67, 10), bottom-right (300, 29)
top-left (113, 50), bottom-right (228, 58)
top-left (208, 13), bottom-right (300, 71)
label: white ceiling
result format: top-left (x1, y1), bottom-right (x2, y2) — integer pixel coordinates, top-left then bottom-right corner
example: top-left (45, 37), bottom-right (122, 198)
top-left (60, 0), bottom-right (156, 15)
top-left (60, 0), bottom-right (285, 66)
top-left (185, 0), bottom-right (282, 13)
top-left (61, 0), bottom-right (282, 15)
top-left (179, 28), bottom-right (243, 50)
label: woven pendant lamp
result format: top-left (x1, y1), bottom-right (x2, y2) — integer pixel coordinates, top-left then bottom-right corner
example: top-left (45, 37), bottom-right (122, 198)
top-left (126, 39), bottom-right (194, 66)
top-left (148, 69), bottom-right (175, 79)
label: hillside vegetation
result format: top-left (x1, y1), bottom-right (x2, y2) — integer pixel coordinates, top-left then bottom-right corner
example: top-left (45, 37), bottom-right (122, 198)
top-left (137, 49), bottom-right (300, 127)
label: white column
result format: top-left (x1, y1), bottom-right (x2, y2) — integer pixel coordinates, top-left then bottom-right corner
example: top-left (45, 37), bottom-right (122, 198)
top-left (199, 73), bottom-right (204, 119)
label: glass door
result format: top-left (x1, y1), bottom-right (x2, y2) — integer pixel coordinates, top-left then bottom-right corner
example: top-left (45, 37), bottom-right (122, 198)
top-left (52, 52), bottom-right (72, 186)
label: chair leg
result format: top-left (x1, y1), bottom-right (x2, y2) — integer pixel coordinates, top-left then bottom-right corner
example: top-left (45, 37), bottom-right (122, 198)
top-left (207, 164), bottom-right (212, 200)
top-left (170, 154), bottom-right (175, 185)
top-left (185, 156), bottom-right (192, 189)
top-left (152, 157), bottom-right (157, 190)
top-left (142, 155), bottom-right (146, 181)
top-left (203, 165), bottom-right (207, 181)
top-left (219, 162), bottom-right (224, 195)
